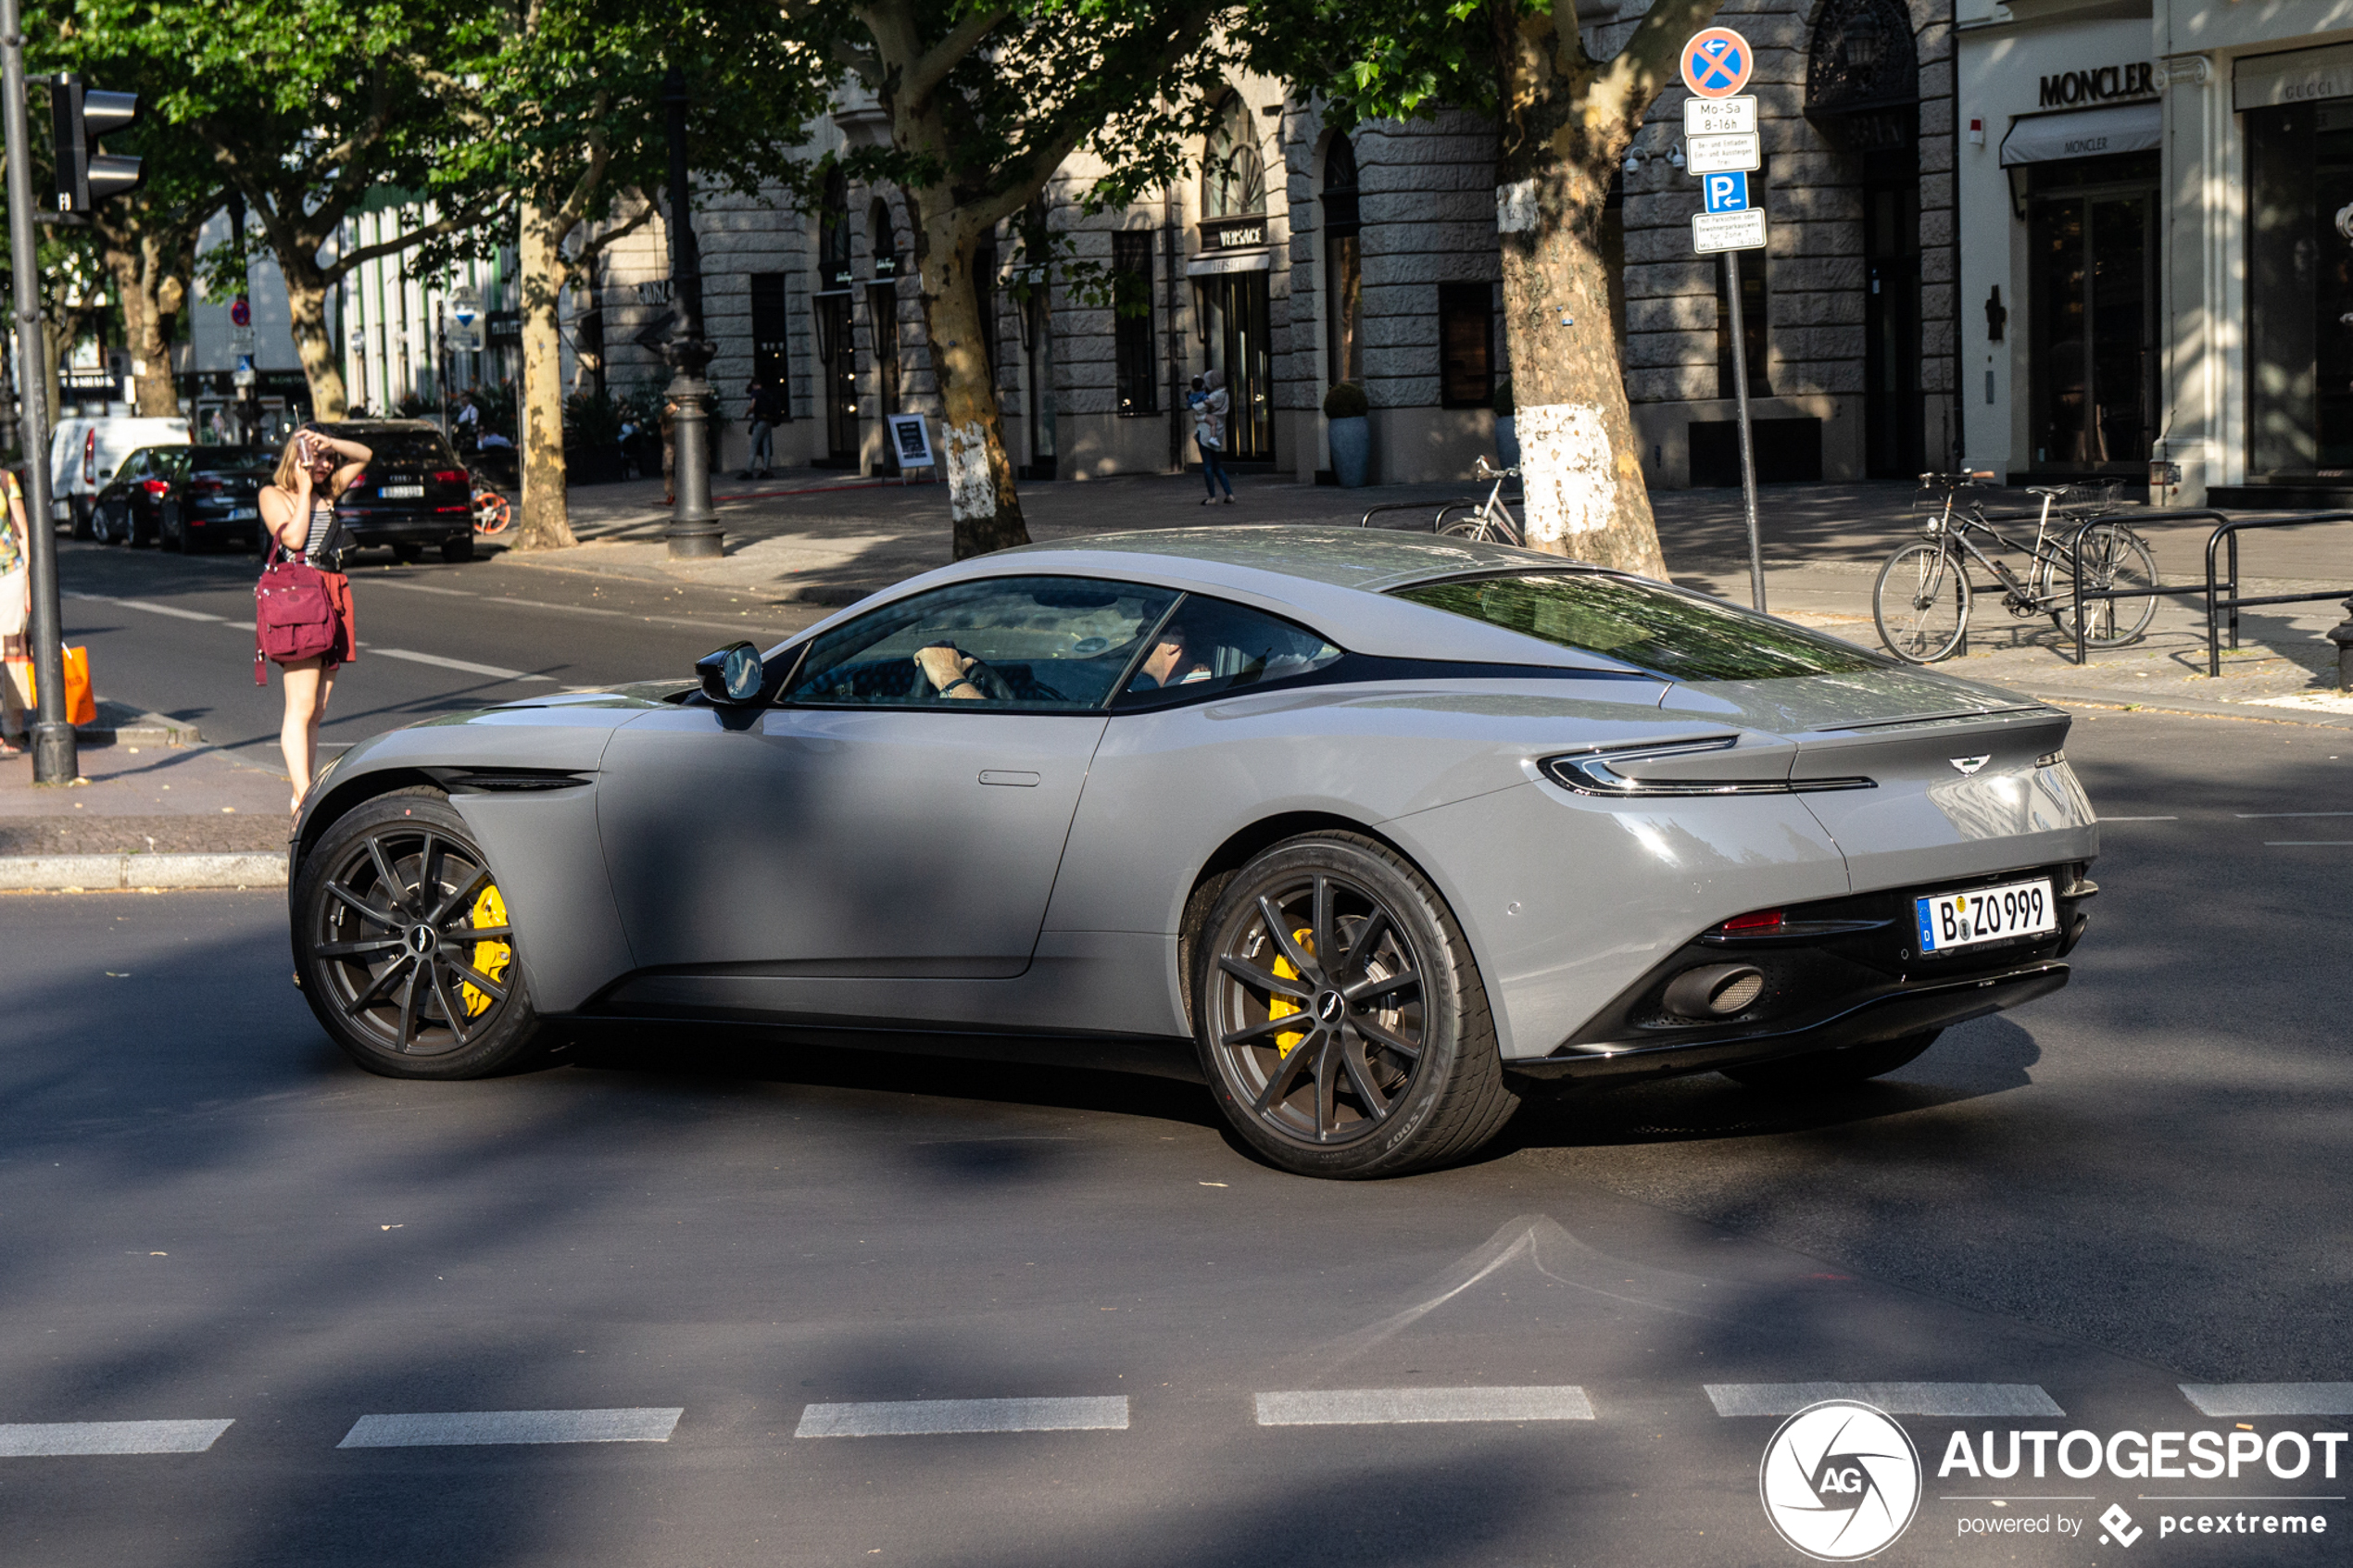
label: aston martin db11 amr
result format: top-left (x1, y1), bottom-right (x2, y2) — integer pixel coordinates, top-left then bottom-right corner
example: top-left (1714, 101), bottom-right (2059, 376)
top-left (288, 527), bottom-right (2097, 1177)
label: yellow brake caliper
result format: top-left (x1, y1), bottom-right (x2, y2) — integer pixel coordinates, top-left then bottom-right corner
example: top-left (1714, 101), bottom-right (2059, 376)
top-left (460, 884), bottom-right (512, 1018)
top-left (1265, 927), bottom-right (1316, 1058)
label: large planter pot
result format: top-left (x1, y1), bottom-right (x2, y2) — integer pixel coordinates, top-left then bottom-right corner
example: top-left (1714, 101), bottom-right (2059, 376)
top-left (1328, 416), bottom-right (1371, 488)
top-left (1495, 414), bottom-right (1520, 471)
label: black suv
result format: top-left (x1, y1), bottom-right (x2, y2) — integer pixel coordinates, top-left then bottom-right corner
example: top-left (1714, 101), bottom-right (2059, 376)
top-left (314, 420), bottom-right (477, 562)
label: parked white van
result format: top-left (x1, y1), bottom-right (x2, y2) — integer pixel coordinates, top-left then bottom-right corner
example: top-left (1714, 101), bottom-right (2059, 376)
top-left (48, 416), bottom-right (191, 536)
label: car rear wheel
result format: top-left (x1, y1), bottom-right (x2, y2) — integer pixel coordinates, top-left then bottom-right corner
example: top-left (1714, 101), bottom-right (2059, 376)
top-left (1721, 1029), bottom-right (1942, 1091)
top-left (161, 501), bottom-right (186, 553)
top-left (1195, 832), bottom-right (1516, 1178)
top-left (441, 532), bottom-right (474, 563)
top-left (293, 789), bottom-right (546, 1080)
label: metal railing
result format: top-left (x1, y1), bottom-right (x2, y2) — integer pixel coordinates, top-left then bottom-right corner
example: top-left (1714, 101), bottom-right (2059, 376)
top-left (2065, 508), bottom-right (2353, 675)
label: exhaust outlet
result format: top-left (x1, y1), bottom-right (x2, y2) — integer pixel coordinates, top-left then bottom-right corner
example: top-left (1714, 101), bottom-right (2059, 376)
top-left (1663, 962), bottom-right (1766, 1019)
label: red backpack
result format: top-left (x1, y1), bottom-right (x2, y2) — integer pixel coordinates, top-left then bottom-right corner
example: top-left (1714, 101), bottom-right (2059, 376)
top-left (253, 543), bottom-right (336, 684)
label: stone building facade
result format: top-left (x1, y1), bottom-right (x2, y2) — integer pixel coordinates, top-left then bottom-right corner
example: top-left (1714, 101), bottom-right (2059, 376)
top-left (508, 1), bottom-right (1964, 491)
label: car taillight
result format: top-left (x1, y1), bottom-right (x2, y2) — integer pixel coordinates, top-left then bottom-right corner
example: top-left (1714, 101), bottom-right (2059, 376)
top-left (432, 470), bottom-right (466, 484)
top-left (82, 430), bottom-right (95, 483)
top-left (1718, 909), bottom-right (1784, 935)
top-left (142, 479), bottom-right (170, 496)
top-left (190, 476), bottom-right (225, 493)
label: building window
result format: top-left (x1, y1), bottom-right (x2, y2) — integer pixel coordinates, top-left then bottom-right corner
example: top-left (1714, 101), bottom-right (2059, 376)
top-left (1203, 96), bottom-right (1265, 219)
top-left (817, 168), bottom-right (854, 293)
top-left (1325, 136), bottom-right (1362, 388)
top-left (749, 274), bottom-right (791, 419)
top-left (2246, 101), bottom-right (2353, 480)
top-left (1113, 231), bottom-right (1157, 415)
top-left (1715, 248), bottom-right (1770, 399)
top-left (1438, 282), bottom-right (1492, 408)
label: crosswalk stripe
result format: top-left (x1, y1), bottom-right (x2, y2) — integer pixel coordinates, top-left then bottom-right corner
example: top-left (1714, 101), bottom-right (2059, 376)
top-left (795, 1397), bottom-right (1129, 1437)
top-left (0, 1419), bottom-right (233, 1456)
top-left (1706, 1383), bottom-right (2064, 1417)
top-left (336, 1408), bottom-right (684, 1448)
top-left (367, 647), bottom-right (560, 683)
top-left (1255, 1386), bottom-right (1595, 1425)
top-left (2180, 1384), bottom-right (2353, 1418)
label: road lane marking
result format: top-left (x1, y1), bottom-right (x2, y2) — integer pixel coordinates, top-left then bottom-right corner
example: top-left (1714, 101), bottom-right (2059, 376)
top-left (336, 1408), bottom-right (684, 1448)
top-left (1254, 1386), bottom-right (1594, 1425)
top-left (0, 1419), bottom-right (233, 1456)
top-left (2236, 812), bottom-right (2353, 819)
top-left (63, 591), bottom-right (226, 623)
top-left (2100, 816), bottom-right (2179, 822)
top-left (795, 1397), bottom-right (1128, 1437)
top-left (366, 580), bottom-right (478, 596)
top-left (365, 647), bottom-right (560, 683)
top-left (2180, 1383), bottom-right (2353, 1417)
top-left (1706, 1383), bottom-right (2063, 1417)
top-left (2264, 842), bottom-right (2353, 847)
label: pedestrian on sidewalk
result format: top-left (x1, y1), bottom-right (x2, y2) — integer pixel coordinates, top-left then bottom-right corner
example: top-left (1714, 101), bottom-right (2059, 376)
top-left (1195, 369), bottom-right (1235, 506)
top-left (661, 396), bottom-right (678, 507)
top-left (0, 466), bottom-right (29, 752)
top-left (741, 380), bottom-right (781, 481)
top-left (258, 428), bottom-right (371, 816)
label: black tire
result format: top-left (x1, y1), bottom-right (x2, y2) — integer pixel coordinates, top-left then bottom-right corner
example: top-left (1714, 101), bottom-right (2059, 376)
top-left (440, 532), bottom-right (475, 563)
top-left (1194, 831), bottom-right (1516, 1178)
top-left (97, 502), bottom-right (123, 546)
top-left (392, 543), bottom-right (425, 563)
top-left (2040, 522), bottom-right (2158, 648)
top-left (292, 788), bottom-right (545, 1079)
top-left (69, 495), bottom-right (94, 540)
top-left (1873, 541), bottom-right (1970, 663)
top-left (1722, 1029), bottom-right (1942, 1091)
top-left (161, 501), bottom-right (186, 553)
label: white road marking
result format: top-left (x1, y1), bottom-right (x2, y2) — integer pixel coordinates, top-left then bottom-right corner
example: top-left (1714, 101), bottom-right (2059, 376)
top-left (1705, 1383), bottom-right (2064, 1417)
top-left (2099, 816), bottom-right (2179, 822)
top-left (795, 1397), bottom-right (1128, 1437)
top-left (2236, 811), bottom-right (2353, 819)
top-left (63, 591), bottom-right (225, 623)
top-left (365, 647), bottom-right (559, 683)
top-left (0, 1419), bottom-right (233, 1456)
top-left (2180, 1383), bottom-right (2353, 1417)
top-left (1255, 1386), bottom-right (1595, 1425)
top-left (2264, 842), bottom-right (2353, 847)
top-left (366, 580), bottom-right (478, 596)
top-left (336, 1408), bottom-right (684, 1448)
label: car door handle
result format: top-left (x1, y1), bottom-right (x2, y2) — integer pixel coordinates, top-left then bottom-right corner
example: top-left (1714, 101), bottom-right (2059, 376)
top-left (978, 770), bottom-right (1040, 787)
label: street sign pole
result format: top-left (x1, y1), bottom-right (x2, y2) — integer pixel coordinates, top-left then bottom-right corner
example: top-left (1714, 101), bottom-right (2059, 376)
top-left (1723, 253), bottom-right (1766, 613)
top-left (2, 0), bottom-right (76, 783)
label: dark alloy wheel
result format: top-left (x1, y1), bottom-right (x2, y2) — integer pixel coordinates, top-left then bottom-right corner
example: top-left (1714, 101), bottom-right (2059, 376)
top-left (1195, 832), bottom-right (1516, 1178)
top-left (1722, 1028), bottom-right (1942, 1091)
top-left (293, 790), bottom-right (545, 1078)
top-left (161, 500), bottom-right (186, 553)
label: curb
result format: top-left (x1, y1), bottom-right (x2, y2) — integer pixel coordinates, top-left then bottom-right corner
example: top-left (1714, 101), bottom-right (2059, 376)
top-left (0, 851), bottom-right (286, 892)
top-left (2025, 684), bottom-right (2353, 730)
top-left (84, 703), bottom-right (203, 748)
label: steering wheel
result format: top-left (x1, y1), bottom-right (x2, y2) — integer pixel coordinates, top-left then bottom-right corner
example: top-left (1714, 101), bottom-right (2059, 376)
top-left (915, 645), bottom-right (1013, 702)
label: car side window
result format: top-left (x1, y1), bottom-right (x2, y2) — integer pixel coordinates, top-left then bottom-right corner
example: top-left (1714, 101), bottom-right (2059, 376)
top-left (784, 575), bottom-right (1181, 710)
top-left (1113, 595), bottom-right (1344, 709)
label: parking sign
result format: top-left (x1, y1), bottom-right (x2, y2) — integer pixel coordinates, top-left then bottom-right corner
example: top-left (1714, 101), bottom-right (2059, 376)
top-left (1680, 28), bottom-right (1754, 99)
top-left (1704, 171), bottom-right (1750, 213)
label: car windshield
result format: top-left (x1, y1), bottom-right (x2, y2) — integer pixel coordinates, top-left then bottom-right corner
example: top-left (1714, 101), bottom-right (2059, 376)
top-left (352, 433), bottom-right (459, 467)
top-left (1392, 571), bottom-right (1888, 682)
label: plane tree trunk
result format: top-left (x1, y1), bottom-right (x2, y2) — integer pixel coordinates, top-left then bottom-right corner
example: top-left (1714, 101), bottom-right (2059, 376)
top-left (514, 195), bottom-right (579, 551)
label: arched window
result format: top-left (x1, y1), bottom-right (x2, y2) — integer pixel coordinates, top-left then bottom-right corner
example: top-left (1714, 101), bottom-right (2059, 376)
top-left (868, 198), bottom-right (901, 421)
top-left (868, 198), bottom-right (899, 281)
top-left (1203, 97), bottom-right (1265, 220)
top-left (1324, 134), bottom-right (1362, 387)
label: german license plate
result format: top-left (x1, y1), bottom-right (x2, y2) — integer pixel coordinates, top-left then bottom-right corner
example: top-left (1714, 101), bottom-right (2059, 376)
top-left (379, 484), bottom-right (423, 499)
top-left (1916, 878), bottom-right (2056, 953)
top-left (228, 506), bottom-right (258, 521)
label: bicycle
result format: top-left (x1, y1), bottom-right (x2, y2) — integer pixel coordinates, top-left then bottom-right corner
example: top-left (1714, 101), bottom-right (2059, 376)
top-left (1434, 457), bottom-right (1524, 546)
top-left (1871, 471), bottom-right (2158, 664)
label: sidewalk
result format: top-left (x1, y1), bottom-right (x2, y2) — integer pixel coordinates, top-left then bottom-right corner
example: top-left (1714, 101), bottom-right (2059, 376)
top-left (0, 717), bottom-right (292, 892)
top-left (507, 470), bottom-right (2353, 728)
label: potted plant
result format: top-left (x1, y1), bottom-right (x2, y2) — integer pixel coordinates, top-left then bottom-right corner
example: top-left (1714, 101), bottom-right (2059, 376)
top-left (1324, 381), bottom-right (1370, 487)
top-left (1492, 377), bottom-right (1518, 470)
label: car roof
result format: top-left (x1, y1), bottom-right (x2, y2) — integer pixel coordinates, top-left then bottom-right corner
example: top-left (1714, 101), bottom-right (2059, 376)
top-left (791, 526), bottom-right (1649, 673)
top-left (313, 420), bottom-right (448, 435)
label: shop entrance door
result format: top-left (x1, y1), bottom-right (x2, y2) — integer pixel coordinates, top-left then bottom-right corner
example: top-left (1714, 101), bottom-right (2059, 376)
top-left (816, 294), bottom-right (859, 468)
top-left (1200, 271), bottom-right (1273, 461)
top-left (2025, 157), bottom-right (2158, 477)
top-left (2246, 101), bottom-right (2353, 482)
top-left (1864, 182), bottom-right (1923, 478)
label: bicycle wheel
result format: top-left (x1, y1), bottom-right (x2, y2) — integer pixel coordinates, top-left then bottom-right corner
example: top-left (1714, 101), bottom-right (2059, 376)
top-left (1873, 540), bottom-right (1971, 663)
top-left (2045, 522), bottom-right (2157, 647)
top-left (1439, 509), bottom-right (1522, 547)
top-left (472, 489), bottom-right (513, 536)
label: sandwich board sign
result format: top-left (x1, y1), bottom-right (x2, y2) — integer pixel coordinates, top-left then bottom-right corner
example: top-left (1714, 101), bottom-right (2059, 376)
top-left (886, 413), bottom-right (936, 483)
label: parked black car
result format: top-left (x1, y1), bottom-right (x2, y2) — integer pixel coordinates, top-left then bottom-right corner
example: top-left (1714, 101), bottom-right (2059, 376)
top-left (90, 445), bottom-right (271, 552)
top-left (313, 420), bottom-right (477, 562)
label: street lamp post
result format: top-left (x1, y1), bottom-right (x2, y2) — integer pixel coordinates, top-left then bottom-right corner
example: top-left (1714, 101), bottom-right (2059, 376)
top-left (660, 65), bottom-right (721, 559)
top-left (2, 0), bottom-right (77, 783)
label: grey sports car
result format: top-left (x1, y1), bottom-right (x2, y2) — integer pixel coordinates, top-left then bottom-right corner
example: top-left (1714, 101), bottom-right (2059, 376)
top-left (288, 527), bottom-right (2097, 1178)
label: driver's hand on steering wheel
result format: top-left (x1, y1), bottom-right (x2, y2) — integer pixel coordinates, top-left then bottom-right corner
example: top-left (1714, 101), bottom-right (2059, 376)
top-left (915, 643), bottom-right (985, 699)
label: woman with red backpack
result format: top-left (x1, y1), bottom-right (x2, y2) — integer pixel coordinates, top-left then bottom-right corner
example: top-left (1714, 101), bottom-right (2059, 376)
top-left (257, 427), bottom-right (370, 815)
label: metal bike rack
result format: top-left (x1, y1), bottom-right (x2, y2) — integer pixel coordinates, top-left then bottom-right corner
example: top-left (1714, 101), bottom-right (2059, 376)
top-left (2065, 508), bottom-right (2353, 675)
top-left (1358, 499), bottom-right (1474, 532)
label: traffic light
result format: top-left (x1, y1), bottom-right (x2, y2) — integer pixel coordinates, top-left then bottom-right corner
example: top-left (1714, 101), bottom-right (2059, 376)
top-left (50, 75), bottom-right (143, 213)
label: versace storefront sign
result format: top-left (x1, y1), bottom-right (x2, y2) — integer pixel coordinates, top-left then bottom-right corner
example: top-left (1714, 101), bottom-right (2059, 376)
top-left (2038, 62), bottom-right (2157, 107)
top-left (1200, 216), bottom-right (1267, 251)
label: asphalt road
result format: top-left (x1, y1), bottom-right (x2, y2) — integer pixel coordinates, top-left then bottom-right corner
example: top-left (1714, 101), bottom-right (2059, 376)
top-left (56, 534), bottom-right (827, 774)
top-left (0, 707), bottom-right (2346, 1567)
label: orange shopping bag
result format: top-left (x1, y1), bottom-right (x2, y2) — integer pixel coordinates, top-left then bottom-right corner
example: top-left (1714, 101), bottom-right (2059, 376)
top-left (17, 646), bottom-right (97, 727)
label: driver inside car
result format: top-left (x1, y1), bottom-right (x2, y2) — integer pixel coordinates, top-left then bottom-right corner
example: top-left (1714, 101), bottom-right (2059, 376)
top-left (912, 619), bottom-right (1210, 700)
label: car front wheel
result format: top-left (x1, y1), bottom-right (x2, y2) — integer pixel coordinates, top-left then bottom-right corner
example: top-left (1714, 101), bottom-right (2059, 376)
top-left (293, 789), bottom-right (546, 1079)
top-left (1721, 1029), bottom-right (1942, 1091)
top-left (1195, 832), bottom-right (1516, 1178)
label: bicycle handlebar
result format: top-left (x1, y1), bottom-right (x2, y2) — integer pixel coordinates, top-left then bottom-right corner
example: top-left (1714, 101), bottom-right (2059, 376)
top-left (1919, 470), bottom-right (1997, 487)
top-left (1474, 457), bottom-right (1521, 480)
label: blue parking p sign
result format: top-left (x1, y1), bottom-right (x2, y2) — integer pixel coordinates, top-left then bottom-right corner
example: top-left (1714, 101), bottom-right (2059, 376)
top-left (1704, 171), bottom-right (1749, 213)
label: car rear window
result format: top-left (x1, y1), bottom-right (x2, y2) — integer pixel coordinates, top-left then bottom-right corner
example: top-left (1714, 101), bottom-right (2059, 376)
top-left (352, 433), bottom-right (460, 467)
top-left (189, 447), bottom-right (269, 473)
top-left (1392, 571), bottom-right (1887, 681)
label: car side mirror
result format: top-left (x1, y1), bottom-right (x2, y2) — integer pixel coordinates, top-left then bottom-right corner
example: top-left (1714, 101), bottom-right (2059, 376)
top-left (696, 642), bottom-right (767, 706)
